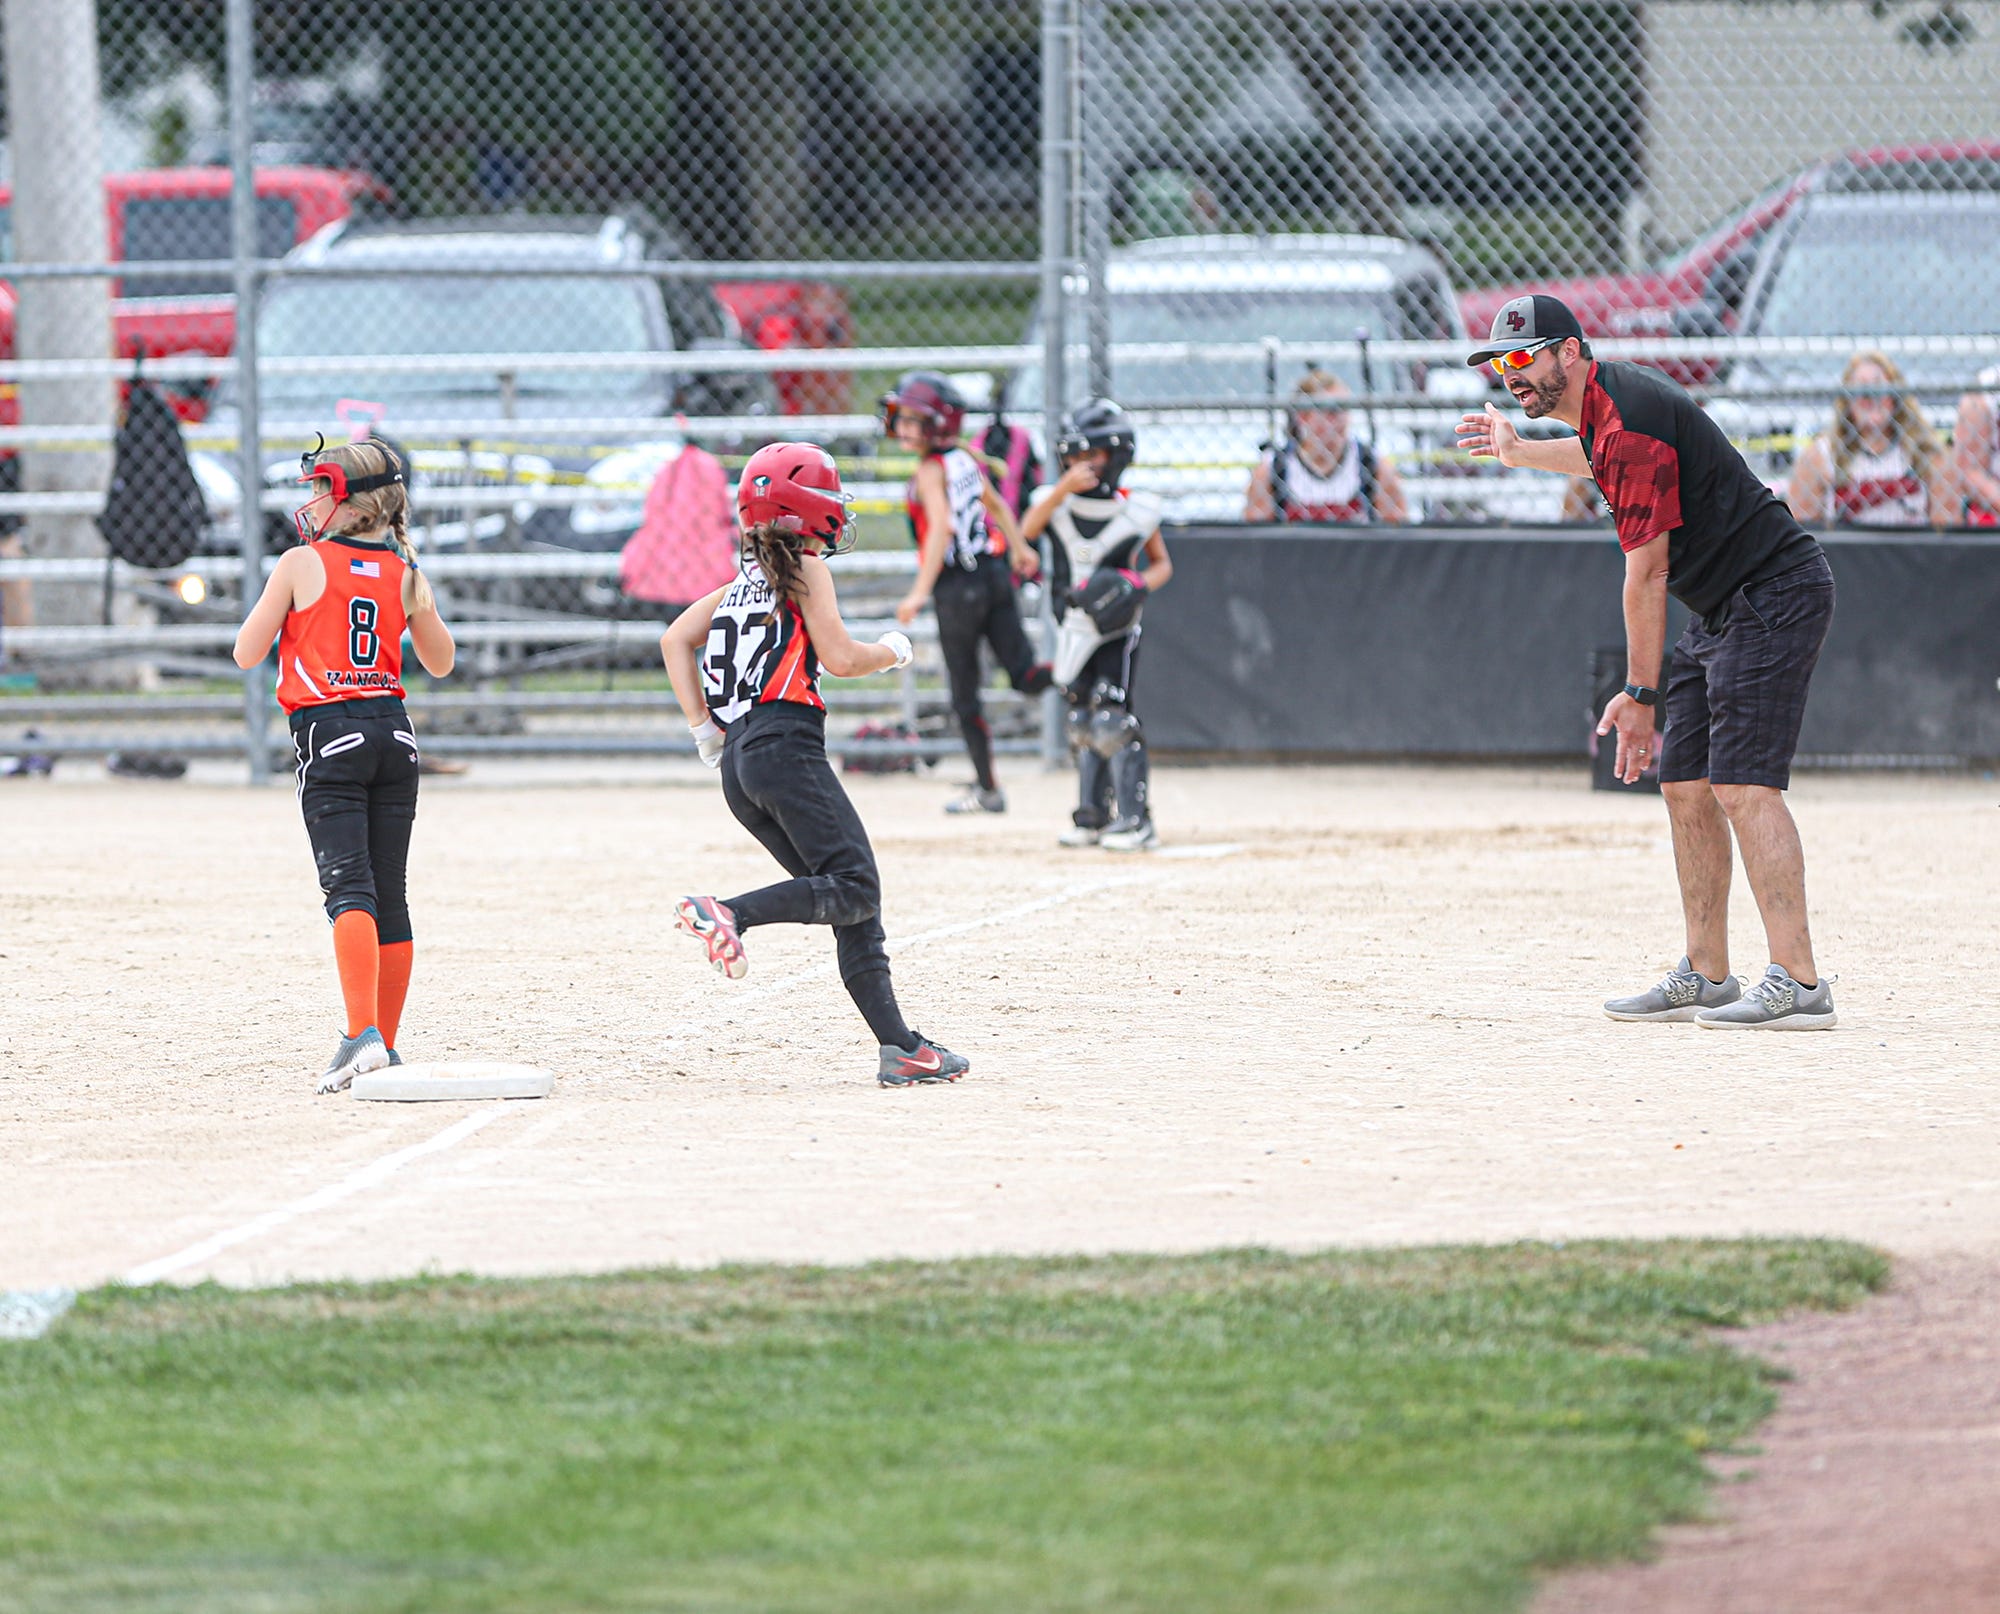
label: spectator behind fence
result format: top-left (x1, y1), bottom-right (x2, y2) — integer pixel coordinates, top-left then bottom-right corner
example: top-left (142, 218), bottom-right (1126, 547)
top-left (619, 440), bottom-right (740, 611)
top-left (1954, 364), bottom-right (2000, 526)
top-left (1786, 350), bottom-right (1951, 530)
top-left (1242, 368), bottom-right (1408, 525)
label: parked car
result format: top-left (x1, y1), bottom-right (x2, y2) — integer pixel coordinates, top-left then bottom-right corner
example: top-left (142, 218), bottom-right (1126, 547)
top-left (711, 278), bottom-right (856, 416)
top-left (0, 166), bottom-right (390, 422)
top-left (1705, 187), bottom-right (2000, 494)
top-left (1004, 232), bottom-right (1518, 522)
top-left (1460, 141), bottom-right (2000, 383)
top-left (194, 213), bottom-right (772, 570)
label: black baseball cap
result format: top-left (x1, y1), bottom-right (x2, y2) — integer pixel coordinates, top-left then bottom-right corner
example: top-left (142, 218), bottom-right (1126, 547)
top-left (1466, 295), bottom-right (1591, 367)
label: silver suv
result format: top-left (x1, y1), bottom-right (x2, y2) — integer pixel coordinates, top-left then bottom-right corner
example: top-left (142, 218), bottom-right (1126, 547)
top-left (1007, 232), bottom-right (1495, 520)
top-left (200, 214), bottom-right (771, 555)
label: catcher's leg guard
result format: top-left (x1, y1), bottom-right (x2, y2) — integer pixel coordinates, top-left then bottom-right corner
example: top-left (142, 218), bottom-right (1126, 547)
top-left (1109, 737), bottom-right (1150, 828)
top-left (1073, 747), bottom-right (1113, 829)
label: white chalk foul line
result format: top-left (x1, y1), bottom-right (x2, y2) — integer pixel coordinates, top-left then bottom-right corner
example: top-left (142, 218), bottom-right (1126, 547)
top-left (119, 1105), bottom-right (512, 1288)
top-left (0, 1287), bottom-right (75, 1342)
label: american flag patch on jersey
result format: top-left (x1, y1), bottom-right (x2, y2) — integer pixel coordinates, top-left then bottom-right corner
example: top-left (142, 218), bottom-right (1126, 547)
top-left (349, 558), bottom-right (381, 577)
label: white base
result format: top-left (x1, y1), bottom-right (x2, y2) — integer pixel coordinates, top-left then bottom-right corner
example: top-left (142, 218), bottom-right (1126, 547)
top-left (349, 1062), bottom-right (555, 1102)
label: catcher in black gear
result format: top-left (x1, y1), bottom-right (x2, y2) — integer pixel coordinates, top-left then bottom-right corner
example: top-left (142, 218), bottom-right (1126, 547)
top-left (1018, 398), bottom-right (1173, 852)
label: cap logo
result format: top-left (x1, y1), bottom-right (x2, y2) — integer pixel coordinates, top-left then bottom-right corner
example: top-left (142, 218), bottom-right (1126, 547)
top-left (1506, 308), bottom-right (1527, 332)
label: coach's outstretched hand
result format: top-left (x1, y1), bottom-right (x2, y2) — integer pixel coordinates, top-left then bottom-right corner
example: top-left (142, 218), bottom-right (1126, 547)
top-left (1455, 403), bottom-right (1521, 465)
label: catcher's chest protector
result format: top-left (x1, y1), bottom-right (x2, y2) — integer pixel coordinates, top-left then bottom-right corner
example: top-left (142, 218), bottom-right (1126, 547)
top-left (1047, 489), bottom-right (1162, 578)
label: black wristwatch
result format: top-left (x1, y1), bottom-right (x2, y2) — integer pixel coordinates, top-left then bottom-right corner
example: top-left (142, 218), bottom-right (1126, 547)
top-left (1623, 681), bottom-right (1659, 706)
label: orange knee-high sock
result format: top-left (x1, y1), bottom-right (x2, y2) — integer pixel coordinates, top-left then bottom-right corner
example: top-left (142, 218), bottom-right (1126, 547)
top-left (377, 941), bottom-right (413, 1052)
top-left (331, 910), bottom-right (380, 1038)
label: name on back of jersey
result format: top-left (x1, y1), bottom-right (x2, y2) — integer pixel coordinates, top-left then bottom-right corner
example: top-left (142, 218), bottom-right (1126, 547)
top-left (324, 668), bottom-right (402, 692)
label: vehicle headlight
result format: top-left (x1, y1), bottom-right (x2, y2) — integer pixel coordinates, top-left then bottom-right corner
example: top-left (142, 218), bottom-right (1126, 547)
top-left (572, 441), bottom-right (682, 536)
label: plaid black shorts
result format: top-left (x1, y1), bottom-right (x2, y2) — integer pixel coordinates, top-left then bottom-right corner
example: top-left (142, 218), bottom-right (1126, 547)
top-left (1659, 553), bottom-right (1835, 790)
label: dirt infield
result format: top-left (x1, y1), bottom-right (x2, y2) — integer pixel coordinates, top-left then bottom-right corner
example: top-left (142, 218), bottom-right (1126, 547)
top-left (6, 758), bottom-right (1998, 1598)
top-left (7, 757), bottom-right (1997, 1289)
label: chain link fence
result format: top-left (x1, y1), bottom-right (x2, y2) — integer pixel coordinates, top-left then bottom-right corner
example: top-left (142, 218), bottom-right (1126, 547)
top-left (3, 0), bottom-right (1997, 772)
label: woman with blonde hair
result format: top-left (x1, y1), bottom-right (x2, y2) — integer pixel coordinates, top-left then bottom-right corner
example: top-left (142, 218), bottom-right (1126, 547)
top-left (1787, 350), bottom-right (1951, 528)
top-left (233, 435), bottom-right (457, 1092)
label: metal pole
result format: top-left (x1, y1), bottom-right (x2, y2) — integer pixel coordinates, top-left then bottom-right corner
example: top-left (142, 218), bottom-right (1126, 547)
top-left (227, 0), bottom-right (270, 782)
top-left (1038, 0), bottom-right (1073, 768)
top-left (1079, 0), bottom-right (1113, 403)
top-left (3, 0), bottom-right (113, 638)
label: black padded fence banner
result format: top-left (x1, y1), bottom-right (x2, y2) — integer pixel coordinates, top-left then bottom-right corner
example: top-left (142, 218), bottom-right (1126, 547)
top-left (1141, 527), bottom-right (2000, 765)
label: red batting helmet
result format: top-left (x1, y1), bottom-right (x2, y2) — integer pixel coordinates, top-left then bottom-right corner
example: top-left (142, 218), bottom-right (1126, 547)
top-left (736, 441), bottom-right (856, 554)
top-left (879, 369), bottom-right (966, 446)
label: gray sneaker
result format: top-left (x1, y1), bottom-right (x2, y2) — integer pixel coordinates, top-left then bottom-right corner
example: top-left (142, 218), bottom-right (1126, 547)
top-left (1603, 957), bottom-right (1742, 1022)
top-left (317, 1026), bottom-right (389, 1094)
top-left (1697, 964), bottom-right (1836, 1031)
top-left (946, 786), bottom-right (1006, 815)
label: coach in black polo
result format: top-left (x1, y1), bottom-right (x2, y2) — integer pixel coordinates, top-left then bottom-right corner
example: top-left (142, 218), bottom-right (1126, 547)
top-left (1456, 295), bottom-right (1837, 1029)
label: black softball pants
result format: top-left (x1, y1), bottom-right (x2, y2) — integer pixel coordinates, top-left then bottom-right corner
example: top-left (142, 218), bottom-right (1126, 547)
top-left (933, 555), bottom-right (1050, 790)
top-left (292, 697), bottom-right (421, 944)
top-left (718, 703), bottom-right (913, 1048)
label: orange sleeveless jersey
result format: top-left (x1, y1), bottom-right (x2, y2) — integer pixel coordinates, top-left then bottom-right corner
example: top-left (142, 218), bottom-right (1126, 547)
top-left (275, 537), bottom-right (410, 713)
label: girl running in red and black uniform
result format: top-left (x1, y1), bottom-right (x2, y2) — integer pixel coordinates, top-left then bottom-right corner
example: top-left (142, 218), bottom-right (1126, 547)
top-left (232, 436), bottom-right (456, 1093)
top-left (661, 441), bottom-right (969, 1087)
top-left (884, 370), bottom-right (1051, 815)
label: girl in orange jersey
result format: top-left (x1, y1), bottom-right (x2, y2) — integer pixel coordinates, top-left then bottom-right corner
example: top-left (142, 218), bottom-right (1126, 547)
top-left (660, 441), bottom-right (968, 1086)
top-left (232, 436), bottom-right (456, 1093)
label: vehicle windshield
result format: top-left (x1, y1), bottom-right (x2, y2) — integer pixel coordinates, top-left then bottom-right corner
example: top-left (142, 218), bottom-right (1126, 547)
top-left (121, 197), bottom-right (298, 297)
top-left (1753, 197), bottom-right (2000, 376)
top-left (254, 273), bottom-right (661, 409)
top-left (1012, 289), bottom-right (1406, 408)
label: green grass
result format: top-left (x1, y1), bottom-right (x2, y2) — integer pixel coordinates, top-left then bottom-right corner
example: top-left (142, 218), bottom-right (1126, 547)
top-left (0, 1241), bottom-right (1884, 1614)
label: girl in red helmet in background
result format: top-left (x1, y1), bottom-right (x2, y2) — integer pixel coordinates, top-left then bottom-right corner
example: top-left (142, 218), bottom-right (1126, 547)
top-left (232, 435), bottom-right (457, 1093)
top-left (884, 370), bottom-right (1051, 815)
top-left (660, 441), bottom-right (970, 1086)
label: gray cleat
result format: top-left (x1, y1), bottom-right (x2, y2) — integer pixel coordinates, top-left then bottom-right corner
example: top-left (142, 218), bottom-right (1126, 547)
top-left (1603, 957), bottom-right (1741, 1022)
top-left (317, 1026), bottom-right (389, 1094)
top-left (877, 1034), bottom-right (969, 1087)
top-left (1697, 964), bottom-right (1836, 1031)
top-left (945, 785), bottom-right (1006, 815)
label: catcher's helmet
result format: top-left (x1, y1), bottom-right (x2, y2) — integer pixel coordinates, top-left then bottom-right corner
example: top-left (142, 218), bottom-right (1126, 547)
top-left (736, 441), bottom-right (856, 555)
top-left (1056, 397), bottom-right (1137, 492)
top-left (879, 370), bottom-right (967, 446)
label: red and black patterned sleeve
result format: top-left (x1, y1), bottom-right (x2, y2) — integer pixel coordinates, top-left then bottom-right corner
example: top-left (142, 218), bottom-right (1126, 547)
top-left (1592, 428), bottom-right (1683, 552)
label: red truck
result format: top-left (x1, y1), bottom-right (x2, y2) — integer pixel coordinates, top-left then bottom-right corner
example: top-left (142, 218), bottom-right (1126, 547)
top-left (1459, 140), bottom-right (2000, 383)
top-left (0, 165), bottom-right (389, 422)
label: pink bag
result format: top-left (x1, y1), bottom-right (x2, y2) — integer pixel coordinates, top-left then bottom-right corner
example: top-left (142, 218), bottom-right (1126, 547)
top-left (619, 443), bottom-right (738, 605)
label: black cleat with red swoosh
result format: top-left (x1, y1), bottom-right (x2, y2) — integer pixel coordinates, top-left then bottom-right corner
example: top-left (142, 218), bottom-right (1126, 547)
top-left (876, 1034), bottom-right (969, 1087)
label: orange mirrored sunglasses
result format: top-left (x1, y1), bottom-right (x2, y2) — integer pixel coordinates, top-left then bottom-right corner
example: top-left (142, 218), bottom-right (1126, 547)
top-left (1487, 338), bottom-right (1562, 377)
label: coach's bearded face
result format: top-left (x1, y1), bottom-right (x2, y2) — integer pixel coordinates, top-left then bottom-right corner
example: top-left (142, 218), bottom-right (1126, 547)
top-left (1509, 352), bottom-right (1568, 419)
